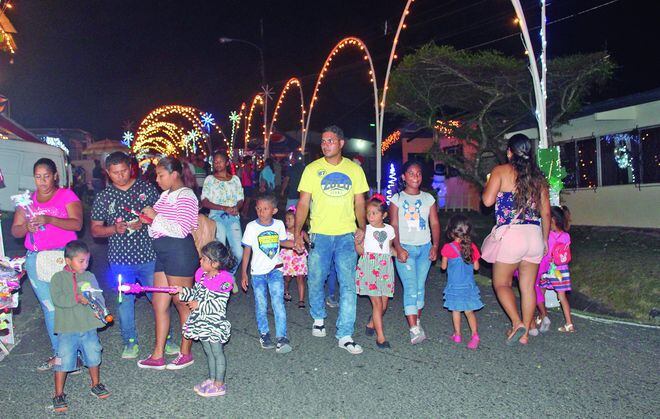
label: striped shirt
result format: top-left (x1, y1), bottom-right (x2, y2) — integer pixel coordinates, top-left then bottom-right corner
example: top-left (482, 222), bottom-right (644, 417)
top-left (148, 188), bottom-right (199, 239)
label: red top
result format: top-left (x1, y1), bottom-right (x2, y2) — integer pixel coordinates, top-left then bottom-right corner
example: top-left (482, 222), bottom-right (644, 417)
top-left (441, 240), bottom-right (481, 261)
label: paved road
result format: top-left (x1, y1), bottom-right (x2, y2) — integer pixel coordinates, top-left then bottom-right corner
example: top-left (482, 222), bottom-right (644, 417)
top-left (2, 237), bottom-right (658, 418)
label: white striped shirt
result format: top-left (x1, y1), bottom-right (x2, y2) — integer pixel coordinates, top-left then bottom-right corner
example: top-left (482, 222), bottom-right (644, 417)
top-left (148, 188), bottom-right (199, 239)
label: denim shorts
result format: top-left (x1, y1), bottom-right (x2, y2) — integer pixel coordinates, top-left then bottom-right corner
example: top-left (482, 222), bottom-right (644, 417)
top-left (55, 329), bottom-right (102, 372)
top-left (153, 235), bottom-right (199, 277)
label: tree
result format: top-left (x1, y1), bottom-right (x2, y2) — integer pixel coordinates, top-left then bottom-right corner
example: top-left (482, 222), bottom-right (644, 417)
top-left (387, 44), bottom-right (614, 188)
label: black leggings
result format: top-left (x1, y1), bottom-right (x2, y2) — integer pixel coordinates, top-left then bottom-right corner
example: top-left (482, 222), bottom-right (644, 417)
top-left (200, 340), bottom-right (226, 382)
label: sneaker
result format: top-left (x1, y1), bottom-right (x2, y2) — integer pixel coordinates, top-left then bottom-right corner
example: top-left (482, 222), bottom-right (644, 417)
top-left (259, 333), bottom-right (276, 349)
top-left (410, 325), bottom-right (426, 345)
top-left (122, 340), bottom-right (139, 359)
top-left (312, 322), bottom-right (326, 338)
top-left (467, 334), bottom-right (480, 350)
top-left (198, 383), bottom-right (227, 398)
top-left (194, 379), bottom-right (215, 396)
top-left (325, 296), bottom-right (339, 308)
top-left (529, 328), bottom-right (539, 337)
top-left (52, 393), bottom-right (68, 413)
top-left (338, 337), bottom-right (363, 354)
top-left (166, 353), bottom-right (194, 370)
top-left (37, 356), bottom-right (58, 372)
top-left (539, 316), bottom-right (552, 333)
top-left (90, 383), bottom-right (110, 399)
top-left (451, 334), bottom-right (462, 343)
top-left (137, 355), bottom-right (166, 370)
top-left (164, 338), bottom-right (179, 356)
top-left (276, 337), bottom-right (292, 354)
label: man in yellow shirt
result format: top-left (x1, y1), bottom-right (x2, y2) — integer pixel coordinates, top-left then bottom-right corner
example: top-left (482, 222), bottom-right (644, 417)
top-left (294, 125), bottom-right (368, 354)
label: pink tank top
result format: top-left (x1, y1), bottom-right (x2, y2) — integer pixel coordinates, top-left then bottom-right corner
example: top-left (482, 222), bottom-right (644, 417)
top-left (25, 188), bottom-right (79, 251)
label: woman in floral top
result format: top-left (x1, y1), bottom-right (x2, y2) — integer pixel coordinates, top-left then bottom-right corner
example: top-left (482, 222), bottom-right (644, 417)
top-left (201, 152), bottom-right (244, 274)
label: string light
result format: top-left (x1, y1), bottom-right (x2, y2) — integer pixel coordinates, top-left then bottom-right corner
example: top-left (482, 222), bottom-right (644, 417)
top-left (385, 162), bottom-right (398, 203)
top-left (244, 94), bottom-right (264, 150)
top-left (42, 136), bottom-right (69, 155)
top-left (201, 112), bottom-right (215, 131)
top-left (381, 130), bottom-right (401, 155)
top-left (434, 120), bottom-right (461, 137)
top-left (122, 131), bottom-right (134, 147)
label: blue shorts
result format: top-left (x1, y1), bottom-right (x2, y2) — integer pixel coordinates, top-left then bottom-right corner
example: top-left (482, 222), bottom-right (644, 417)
top-left (55, 330), bottom-right (102, 372)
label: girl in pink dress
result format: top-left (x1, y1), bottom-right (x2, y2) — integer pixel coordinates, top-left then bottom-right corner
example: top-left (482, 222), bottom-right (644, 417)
top-left (281, 208), bottom-right (309, 308)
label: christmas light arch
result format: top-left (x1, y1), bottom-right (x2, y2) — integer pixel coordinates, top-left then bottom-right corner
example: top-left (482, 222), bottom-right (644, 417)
top-left (244, 94), bottom-right (265, 152)
top-left (268, 78), bottom-right (305, 146)
top-left (302, 37), bottom-right (380, 155)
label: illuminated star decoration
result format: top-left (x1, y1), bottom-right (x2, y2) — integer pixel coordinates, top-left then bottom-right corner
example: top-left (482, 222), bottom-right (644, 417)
top-left (185, 129), bottom-right (201, 154)
top-left (122, 131), bottom-right (134, 147)
top-left (201, 112), bottom-right (215, 132)
top-left (229, 111), bottom-right (240, 141)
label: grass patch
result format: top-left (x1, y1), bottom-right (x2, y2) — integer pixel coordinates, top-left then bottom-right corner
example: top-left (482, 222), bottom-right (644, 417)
top-left (437, 210), bottom-right (660, 321)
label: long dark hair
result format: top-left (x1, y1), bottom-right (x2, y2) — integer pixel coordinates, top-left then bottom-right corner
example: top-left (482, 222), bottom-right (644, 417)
top-left (508, 134), bottom-right (546, 210)
top-left (446, 214), bottom-right (474, 264)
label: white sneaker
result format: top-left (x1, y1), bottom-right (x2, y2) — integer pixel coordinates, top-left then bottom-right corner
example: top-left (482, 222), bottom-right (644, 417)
top-left (338, 337), bottom-right (363, 354)
top-left (529, 328), bottom-right (539, 337)
top-left (539, 316), bottom-right (551, 333)
top-left (410, 325), bottom-right (426, 345)
top-left (312, 322), bottom-right (326, 337)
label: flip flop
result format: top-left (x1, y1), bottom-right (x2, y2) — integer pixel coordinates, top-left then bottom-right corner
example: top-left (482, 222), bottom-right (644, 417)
top-left (506, 326), bottom-right (527, 346)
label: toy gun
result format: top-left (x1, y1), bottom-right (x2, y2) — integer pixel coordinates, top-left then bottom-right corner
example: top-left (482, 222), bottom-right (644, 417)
top-left (117, 274), bottom-right (175, 303)
top-left (124, 207), bottom-right (153, 224)
top-left (80, 283), bottom-right (113, 325)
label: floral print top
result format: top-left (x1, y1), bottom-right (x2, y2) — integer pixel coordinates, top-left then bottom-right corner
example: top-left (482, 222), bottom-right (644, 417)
top-left (495, 191), bottom-right (541, 226)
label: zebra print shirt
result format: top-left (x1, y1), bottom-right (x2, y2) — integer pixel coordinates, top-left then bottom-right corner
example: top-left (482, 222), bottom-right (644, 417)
top-left (180, 282), bottom-right (231, 343)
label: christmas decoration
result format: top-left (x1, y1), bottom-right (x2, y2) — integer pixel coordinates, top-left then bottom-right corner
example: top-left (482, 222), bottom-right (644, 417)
top-left (121, 131), bottom-right (134, 147)
top-left (537, 147), bottom-right (566, 205)
top-left (385, 162), bottom-right (398, 203)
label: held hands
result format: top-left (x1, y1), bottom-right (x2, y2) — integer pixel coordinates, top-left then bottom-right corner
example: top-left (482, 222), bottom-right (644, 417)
top-left (293, 233), bottom-right (306, 254)
top-left (354, 228), bottom-right (365, 246)
top-left (397, 247), bottom-right (409, 263)
top-left (429, 245), bottom-right (438, 262)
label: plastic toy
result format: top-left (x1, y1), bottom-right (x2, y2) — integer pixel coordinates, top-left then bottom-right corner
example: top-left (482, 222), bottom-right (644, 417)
top-left (80, 283), bottom-right (113, 324)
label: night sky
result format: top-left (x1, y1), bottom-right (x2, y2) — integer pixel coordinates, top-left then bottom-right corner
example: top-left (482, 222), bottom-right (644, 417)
top-left (0, 0), bottom-right (657, 141)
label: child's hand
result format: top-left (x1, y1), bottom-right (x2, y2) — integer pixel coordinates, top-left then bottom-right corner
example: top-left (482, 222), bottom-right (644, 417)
top-left (429, 245), bottom-right (438, 262)
top-left (397, 248), bottom-right (409, 263)
top-left (186, 300), bottom-right (199, 311)
top-left (78, 295), bottom-right (89, 305)
top-left (241, 273), bottom-right (249, 292)
top-left (169, 286), bottom-right (182, 295)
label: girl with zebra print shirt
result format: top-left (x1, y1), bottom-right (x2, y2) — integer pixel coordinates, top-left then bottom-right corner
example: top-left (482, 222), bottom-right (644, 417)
top-left (172, 241), bottom-right (236, 397)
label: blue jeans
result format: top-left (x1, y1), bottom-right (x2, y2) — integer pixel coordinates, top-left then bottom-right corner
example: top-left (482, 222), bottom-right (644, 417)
top-left (251, 269), bottom-right (287, 338)
top-left (307, 233), bottom-right (357, 339)
top-left (55, 330), bottom-right (102, 372)
top-left (210, 211), bottom-right (243, 274)
top-left (25, 250), bottom-right (58, 357)
top-left (326, 256), bottom-right (337, 299)
top-left (395, 242), bottom-right (433, 316)
top-left (109, 261), bottom-right (157, 345)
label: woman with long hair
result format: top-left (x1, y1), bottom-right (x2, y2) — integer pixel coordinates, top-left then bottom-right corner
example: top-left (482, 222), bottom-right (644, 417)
top-left (11, 158), bottom-right (83, 370)
top-left (138, 157), bottom-right (200, 370)
top-left (482, 134), bottom-right (550, 345)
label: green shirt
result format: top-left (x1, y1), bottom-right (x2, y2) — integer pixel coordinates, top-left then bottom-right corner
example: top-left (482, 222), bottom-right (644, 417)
top-left (50, 270), bottom-right (106, 334)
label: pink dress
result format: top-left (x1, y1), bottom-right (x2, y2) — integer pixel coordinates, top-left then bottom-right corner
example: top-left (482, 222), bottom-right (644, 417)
top-left (280, 231), bottom-right (308, 276)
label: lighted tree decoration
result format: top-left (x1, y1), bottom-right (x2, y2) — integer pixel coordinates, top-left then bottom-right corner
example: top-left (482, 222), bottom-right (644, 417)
top-left (121, 131), bottom-right (134, 147)
top-left (537, 147), bottom-right (566, 205)
top-left (385, 162), bottom-right (398, 203)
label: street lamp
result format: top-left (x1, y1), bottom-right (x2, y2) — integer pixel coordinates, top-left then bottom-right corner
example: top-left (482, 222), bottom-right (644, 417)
top-left (218, 37), bottom-right (272, 157)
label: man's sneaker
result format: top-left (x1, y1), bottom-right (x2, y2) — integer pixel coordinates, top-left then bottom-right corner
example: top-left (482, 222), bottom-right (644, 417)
top-left (325, 296), bottom-right (339, 308)
top-left (166, 353), bottom-right (194, 370)
top-left (276, 337), bottom-right (292, 354)
top-left (338, 337), bottom-right (363, 354)
top-left (52, 393), bottom-right (67, 413)
top-left (410, 325), bottom-right (426, 345)
top-left (122, 340), bottom-right (139, 359)
top-left (259, 333), bottom-right (276, 349)
top-left (137, 355), bottom-right (166, 370)
top-left (312, 322), bottom-right (326, 337)
top-left (37, 356), bottom-right (58, 372)
top-left (539, 316), bottom-right (552, 333)
top-left (90, 383), bottom-right (110, 399)
top-left (164, 338), bottom-right (179, 356)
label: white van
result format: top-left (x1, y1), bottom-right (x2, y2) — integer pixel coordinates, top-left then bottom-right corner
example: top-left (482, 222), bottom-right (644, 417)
top-left (0, 139), bottom-right (70, 212)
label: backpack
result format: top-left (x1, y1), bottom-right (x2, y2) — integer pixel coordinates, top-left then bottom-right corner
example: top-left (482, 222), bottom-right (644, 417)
top-left (552, 242), bottom-right (571, 265)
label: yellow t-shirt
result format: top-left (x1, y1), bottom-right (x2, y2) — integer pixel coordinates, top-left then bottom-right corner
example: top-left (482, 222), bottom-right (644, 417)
top-left (298, 157), bottom-right (369, 235)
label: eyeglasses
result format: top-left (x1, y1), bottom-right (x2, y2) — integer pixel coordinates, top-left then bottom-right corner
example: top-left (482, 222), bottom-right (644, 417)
top-left (321, 138), bottom-right (340, 145)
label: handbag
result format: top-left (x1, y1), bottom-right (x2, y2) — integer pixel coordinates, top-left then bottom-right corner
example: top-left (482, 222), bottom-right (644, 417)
top-left (481, 207), bottom-right (524, 264)
top-left (35, 250), bottom-right (66, 282)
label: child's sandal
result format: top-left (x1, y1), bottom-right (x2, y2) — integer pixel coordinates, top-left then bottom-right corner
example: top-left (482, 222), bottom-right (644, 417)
top-left (297, 300), bottom-right (305, 309)
top-left (284, 293), bottom-right (292, 302)
top-left (558, 323), bottom-right (575, 333)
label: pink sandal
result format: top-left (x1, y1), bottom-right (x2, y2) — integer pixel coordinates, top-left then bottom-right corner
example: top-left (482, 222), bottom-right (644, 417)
top-left (467, 334), bottom-right (480, 350)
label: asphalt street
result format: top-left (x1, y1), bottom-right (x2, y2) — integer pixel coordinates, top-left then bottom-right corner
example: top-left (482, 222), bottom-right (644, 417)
top-left (1, 236), bottom-right (658, 418)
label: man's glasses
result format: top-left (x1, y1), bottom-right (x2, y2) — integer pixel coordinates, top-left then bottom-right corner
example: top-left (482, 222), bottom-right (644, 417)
top-left (321, 138), bottom-right (339, 145)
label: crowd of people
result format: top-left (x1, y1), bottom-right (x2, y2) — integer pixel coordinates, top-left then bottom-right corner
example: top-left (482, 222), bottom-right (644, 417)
top-left (9, 126), bottom-right (575, 412)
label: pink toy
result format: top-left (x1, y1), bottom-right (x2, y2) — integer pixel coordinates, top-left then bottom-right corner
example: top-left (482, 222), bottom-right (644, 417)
top-left (118, 283), bottom-right (177, 294)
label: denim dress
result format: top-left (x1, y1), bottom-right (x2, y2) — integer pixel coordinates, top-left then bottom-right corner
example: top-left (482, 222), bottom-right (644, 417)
top-left (443, 243), bottom-right (484, 312)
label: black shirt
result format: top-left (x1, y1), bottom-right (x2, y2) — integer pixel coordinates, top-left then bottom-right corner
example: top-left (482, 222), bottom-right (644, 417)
top-left (91, 178), bottom-right (159, 265)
